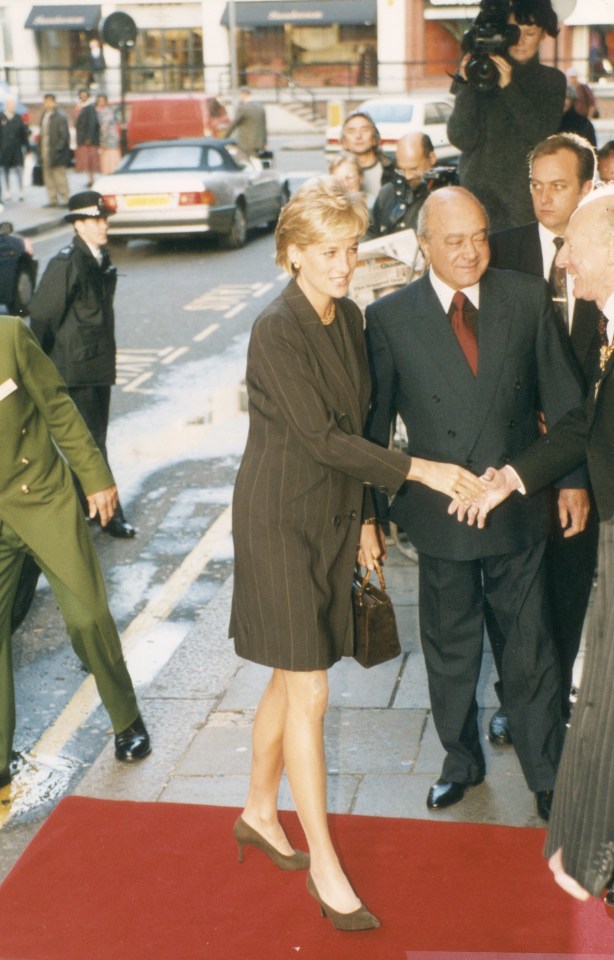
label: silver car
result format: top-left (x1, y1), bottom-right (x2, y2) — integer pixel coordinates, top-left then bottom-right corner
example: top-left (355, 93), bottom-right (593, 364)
top-left (93, 138), bottom-right (289, 247)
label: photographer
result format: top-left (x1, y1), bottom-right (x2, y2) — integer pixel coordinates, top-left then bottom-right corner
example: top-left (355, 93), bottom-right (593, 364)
top-left (448, 0), bottom-right (565, 231)
top-left (367, 133), bottom-right (442, 238)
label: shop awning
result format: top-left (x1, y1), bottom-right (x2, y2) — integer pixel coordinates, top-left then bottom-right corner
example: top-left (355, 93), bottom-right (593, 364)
top-left (25, 5), bottom-right (101, 30)
top-left (220, 1), bottom-right (377, 29)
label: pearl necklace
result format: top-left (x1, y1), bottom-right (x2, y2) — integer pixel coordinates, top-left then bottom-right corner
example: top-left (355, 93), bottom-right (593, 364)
top-left (321, 300), bottom-right (336, 325)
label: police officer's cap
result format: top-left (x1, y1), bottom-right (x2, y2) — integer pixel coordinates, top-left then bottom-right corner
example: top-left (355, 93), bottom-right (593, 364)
top-left (65, 190), bottom-right (113, 223)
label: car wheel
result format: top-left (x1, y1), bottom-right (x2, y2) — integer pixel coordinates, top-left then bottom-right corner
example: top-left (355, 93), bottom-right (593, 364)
top-left (11, 267), bottom-right (34, 316)
top-left (224, 204), bottom-right (247, 249)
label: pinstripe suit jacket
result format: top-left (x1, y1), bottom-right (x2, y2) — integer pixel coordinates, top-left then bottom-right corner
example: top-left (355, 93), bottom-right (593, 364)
top-left (229, 280), bottom-right (411, 671)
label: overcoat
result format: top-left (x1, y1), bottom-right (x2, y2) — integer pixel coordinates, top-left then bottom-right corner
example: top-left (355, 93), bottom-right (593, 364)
top-left (229, 281), bottom-right (410, 671)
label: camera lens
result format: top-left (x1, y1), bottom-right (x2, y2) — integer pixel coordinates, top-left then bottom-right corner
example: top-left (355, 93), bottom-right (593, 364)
top-left (466, 53), bottom-right (500, 92)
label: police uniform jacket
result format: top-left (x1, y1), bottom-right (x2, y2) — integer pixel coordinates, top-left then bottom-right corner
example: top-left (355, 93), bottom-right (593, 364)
top-left (30, 236), bottom-right (117, 387)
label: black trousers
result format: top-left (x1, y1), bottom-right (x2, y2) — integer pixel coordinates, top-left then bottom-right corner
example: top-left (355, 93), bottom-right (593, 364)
top-left (419, 540), bottom-right (565, 792)
top-left (68, 385), bottom-right (126, 522)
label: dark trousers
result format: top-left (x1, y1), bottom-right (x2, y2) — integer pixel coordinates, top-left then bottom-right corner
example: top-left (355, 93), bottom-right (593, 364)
top-left (419, 540), bottom-right (565, 792)
top-left (68, 385), bottom-right (126, 522)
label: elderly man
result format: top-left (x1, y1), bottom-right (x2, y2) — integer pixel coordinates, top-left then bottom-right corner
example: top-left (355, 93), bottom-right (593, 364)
top-left (0, 316), bottom-right (151, 789)
top-left (367, 132), bottom-right (437, 239)
top-left (365, 186), bottom-right (585, 820)
top-left (488, 133), bottom-right (598, 741)
top-left (458, 186), bottom-right (614, 909)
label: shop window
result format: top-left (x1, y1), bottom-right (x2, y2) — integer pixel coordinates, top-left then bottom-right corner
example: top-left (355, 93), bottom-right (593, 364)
top-left (127, 29), bottom-right (204, 93)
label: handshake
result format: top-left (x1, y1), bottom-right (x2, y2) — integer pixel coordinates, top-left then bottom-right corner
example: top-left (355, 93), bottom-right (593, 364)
top-left (447, 464), bottom-right (522, 527)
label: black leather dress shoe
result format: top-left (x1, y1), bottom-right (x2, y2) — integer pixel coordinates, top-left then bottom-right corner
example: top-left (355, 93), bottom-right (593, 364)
top-left (114, 716), bottom-right (151, 762)
top-left (0, 769), bottom-right (11, 789)
top-left (535, 789), bottom-right (553, 822)
top-left (0, 751), bottom-right (23, 788)
top-left (427, 780), bottom-right (466, 810)
top-left (104, 517), bottom-right (136, 539)
top-left (488, 707), bottom-right (512, 745)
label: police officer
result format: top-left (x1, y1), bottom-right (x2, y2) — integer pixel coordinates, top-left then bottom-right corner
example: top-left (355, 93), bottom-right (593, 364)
top-left (367, 133), bottom-right (439, 239)
top-left (30, 190), bottom-right (135, 539)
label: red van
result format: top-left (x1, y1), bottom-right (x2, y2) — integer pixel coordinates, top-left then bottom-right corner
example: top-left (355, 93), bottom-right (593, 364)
top-left (118, 94), bottom-right (229, 150)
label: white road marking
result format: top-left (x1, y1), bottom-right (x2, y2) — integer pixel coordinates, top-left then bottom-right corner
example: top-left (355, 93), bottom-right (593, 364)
top-left (193, 323), bottom-right (220, 342)
top-left (160, 347), bottom-right (189, 364)
top-left (224, 303), bottom-right (246, 319)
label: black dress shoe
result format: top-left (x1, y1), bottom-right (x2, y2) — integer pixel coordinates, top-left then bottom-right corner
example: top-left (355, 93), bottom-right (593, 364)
top-left (0, 769), bottom-right (11, 788)
top-left (427, 779), bottom-right (466, 810)
top-left (0, 751), bottom-right (23, 788)
top-left (535, 789), bottom-right (553, 822)
top-left (488, 707), bottom-right (512, 745)
top-left (114, 716), bottom-right (151, 762)
top-left (104, 517), bottom-right (136, 539)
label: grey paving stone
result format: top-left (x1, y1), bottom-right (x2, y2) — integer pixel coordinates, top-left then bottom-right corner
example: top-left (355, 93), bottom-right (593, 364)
top-left (328, 656), bottom-right (401, 708)
top-left (218, 661), bottom-right (270, 710)
top-left (324, 707), bottom-right (426, 775)
top-left (174, 718), bottom-right (253, 777)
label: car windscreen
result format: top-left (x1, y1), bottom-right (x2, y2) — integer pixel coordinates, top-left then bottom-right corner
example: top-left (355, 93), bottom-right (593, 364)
top-left (367, 103), bottom-right (414, 124)
top-left (125, 145), bottom-right (205, 171)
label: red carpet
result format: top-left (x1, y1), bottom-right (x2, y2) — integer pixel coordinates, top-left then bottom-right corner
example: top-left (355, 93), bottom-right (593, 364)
top-left (0, 797), bottom-right (612, 959)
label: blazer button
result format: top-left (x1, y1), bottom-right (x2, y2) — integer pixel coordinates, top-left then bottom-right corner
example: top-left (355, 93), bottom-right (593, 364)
top-left (333, 515), bottom-right (341, 527)
top-left (432, 395), bottom-right (441, 403)
top-left (508, 419), bottom-right (516, 428)
top-left (21, 427), bottom-right (27, 435)
top-left (465, 458), bottom-right (474, 468)
top-left (20, 484), bottom-right (30, 494)
top-left (349, 510), bottom-right (357, 520)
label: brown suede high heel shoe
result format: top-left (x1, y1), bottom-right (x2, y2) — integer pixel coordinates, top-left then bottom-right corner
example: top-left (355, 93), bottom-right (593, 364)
top-left (233, 816), bottom-right (310, 871)
top-left (306, 873), bottom-right (381, 931)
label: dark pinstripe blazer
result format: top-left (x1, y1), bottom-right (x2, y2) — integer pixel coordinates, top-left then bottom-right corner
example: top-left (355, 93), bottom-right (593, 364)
top-left (229, 280), bottom-right (411, 671)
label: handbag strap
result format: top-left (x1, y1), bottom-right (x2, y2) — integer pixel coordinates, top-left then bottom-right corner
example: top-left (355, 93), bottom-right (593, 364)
top-left (357, 558), bottom-right (386, 600)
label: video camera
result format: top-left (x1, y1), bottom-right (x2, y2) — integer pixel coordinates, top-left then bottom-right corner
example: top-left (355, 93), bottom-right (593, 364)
top-left (461, 0), bottom-right (520, 93)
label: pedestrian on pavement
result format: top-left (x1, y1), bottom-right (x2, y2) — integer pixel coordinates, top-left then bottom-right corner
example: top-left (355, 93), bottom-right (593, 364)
top-left (30, 190), bottom-right (136, 539)
top-left (96, 93), bottom-right (121, 175)
top-left (447, 0), bottom-right (566, 230)
top-left (455, 185), bottom-right (614, 914)
top-left (365, 186), bottom-right (585, 822)
top-left (74, 88), bottom-right (100, 187)
top-left (489, 132), bottom-right (598, 739)
top-left (339, 110), bottom-right (394, 205)
top-left (225, 87), bottom-right (267, 156)
top-left (0, 96), bottom-right (29, 201)
top-left (229, 175), bottom-right (483, 931)
top-left (38, 93), bottom-right (70, 208)
top-left (0, 315), bottom-right (151, 790)
top-left (367, 132), bottom-right (437, 238)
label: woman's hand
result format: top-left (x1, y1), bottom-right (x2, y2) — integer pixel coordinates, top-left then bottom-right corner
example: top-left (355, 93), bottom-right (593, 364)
top-left (490, 54), bottom-right (512, 88)
top-left (357, 522), bottom-right (386, 571)
top-left (408, 457), bottom-right (485, 501)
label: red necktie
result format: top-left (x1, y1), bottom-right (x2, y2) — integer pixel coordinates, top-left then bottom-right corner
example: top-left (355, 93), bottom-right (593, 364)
top-left (450, 291), bottom-right (478, 376)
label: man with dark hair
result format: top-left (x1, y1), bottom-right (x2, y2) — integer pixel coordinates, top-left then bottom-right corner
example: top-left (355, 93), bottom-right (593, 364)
top-left (598, 140), bottom-right (614, 183)
top-left (340, 111), bottom-right (395, 202)
top-left (367, 132), bottom-right (437, 239)
top-left (448, 0), bottom-right (565, 230)
top-left (488, 133), bottom-right (599, 743)
top-left (39, 93), bottom-right (70, 208)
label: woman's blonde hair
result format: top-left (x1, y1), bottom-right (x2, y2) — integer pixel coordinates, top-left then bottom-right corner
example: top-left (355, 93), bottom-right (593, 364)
top-left (275, 175), bottom-right (368, 276)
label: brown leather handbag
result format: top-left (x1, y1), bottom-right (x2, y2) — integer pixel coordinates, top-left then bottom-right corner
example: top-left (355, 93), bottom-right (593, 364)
top-left (352, 559), bottom-right (401, 668)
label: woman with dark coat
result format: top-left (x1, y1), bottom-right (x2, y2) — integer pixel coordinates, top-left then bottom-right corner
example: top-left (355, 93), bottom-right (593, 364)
top-left (0, 97), bottom-right (29, 200)
top-left (229, 176), bottom-right (483, 930)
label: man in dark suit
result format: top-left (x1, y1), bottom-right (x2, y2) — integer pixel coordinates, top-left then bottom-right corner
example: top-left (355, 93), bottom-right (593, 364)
top-left (458, 186), bottom-right (614, 906)
top-left (488, 133), bottom-right (599, 740)
top-left (365, 186), bottom-right (585, 820)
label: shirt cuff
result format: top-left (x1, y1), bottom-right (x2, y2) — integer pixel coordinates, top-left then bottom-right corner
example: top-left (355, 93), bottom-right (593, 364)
top-left (503, 464), bottom-right (525, 495)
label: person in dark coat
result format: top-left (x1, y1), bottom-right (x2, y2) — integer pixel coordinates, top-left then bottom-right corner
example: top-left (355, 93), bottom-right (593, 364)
top-left (30, 190), bottom-right (135, 539)
top-left (74, 88), bottom-right (100, 187)
top-left (559, 85), bottom-right (597, 146)
top-left (0, 316), bottom-right (151, 790)
top-left (365, 186), bottom-right (586, 822)
top-left (229, 176), bottom-right (483, 931)
top-left (225, 87), bottom-right (267, 155)
top-left (38, 92), bottom-right (71, 208)
top-left (455, 186), bottom-right (614, 912)
top-left (447, 0), bottom-right (566, 230)
top-left (0, 96), bottom-right (29, 201)
top-left (367, 132), bottom-right (437, 238)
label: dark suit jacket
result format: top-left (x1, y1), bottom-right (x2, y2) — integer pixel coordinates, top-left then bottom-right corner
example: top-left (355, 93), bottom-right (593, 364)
top-left (230, 280), bottom-right (410, 670)
top-left (489, 221), bottom-right (601, 389)
top-left (365, 268), bottom-right (585, 561)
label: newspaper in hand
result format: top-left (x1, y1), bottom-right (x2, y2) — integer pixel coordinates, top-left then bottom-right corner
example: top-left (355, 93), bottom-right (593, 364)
top-left (349, 228), bottom-right (425, 314)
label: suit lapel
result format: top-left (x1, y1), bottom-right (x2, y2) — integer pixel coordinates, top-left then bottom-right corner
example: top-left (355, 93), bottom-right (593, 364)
top-left (281, 281), bottom-right (363, 432)
top-left (571, 299), bottom-right (600, 379)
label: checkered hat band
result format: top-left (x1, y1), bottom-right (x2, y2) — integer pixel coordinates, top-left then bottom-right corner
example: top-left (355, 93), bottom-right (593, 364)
top-left (72, 204), bottom-right (103, 217)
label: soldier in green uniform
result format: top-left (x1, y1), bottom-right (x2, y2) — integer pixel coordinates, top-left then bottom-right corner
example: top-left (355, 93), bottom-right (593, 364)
top-left (0, 316), bottom-right (150, 788)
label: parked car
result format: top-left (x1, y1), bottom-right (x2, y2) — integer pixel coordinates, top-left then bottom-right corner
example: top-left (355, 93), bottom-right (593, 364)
top-left (114, 94), bottom-right (230, 151)
top-left (326, 94), bottom-right (459, 162)
top-left (0, 222), bottom-right (38, 316)
top-left (93, 138), bottom-right (289, 246)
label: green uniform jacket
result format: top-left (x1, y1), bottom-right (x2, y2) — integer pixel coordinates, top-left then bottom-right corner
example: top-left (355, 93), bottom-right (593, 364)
top-left (0, 316), bottom-right (113, 588)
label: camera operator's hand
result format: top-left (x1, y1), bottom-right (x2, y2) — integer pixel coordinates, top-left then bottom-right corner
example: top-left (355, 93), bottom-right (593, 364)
top-left (489, 54), bottom-right (512, 88)
top-left (457, 53), bottom-right (470, 82)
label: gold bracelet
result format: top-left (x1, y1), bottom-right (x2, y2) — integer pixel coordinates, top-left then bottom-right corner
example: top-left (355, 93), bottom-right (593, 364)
top-left (362, 518), bottom-right (378, 525)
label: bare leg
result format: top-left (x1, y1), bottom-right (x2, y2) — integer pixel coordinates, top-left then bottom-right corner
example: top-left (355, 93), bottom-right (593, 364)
top-left (281, 669), bottom-right (361, 914)
top-left (548, 847), bottom-right (591, 901)
top-left (241, 668), bottom-right (295, 855)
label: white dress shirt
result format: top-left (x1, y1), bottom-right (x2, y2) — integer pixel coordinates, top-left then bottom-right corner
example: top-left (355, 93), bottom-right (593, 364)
top-left (538, 222), bottom-right (576, 332)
